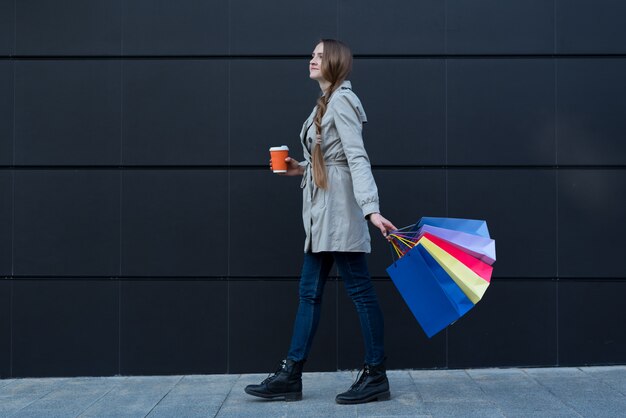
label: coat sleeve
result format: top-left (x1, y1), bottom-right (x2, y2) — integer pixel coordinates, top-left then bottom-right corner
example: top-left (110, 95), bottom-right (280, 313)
top-left (332, 92), bottom-right (380, 218)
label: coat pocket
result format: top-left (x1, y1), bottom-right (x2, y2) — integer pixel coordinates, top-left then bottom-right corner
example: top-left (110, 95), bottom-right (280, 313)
top-left (311, 186), bottom-right (327, 210)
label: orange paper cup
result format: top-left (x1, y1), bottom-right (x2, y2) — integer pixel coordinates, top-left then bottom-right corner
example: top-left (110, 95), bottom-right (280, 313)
top-left (269, 145), bottom-right (289, 173)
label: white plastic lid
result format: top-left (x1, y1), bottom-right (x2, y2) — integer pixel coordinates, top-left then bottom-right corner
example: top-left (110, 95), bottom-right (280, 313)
top-left (269, 145), bottom-right (289, 151)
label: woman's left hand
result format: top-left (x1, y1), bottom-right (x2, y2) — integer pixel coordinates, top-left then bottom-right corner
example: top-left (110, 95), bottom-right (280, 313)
top-left (368, 213), bottom-right (397, 241)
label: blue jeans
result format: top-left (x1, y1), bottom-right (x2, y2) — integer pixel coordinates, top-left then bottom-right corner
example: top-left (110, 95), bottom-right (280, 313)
top-left (287, 252), bottom-right (385, 365)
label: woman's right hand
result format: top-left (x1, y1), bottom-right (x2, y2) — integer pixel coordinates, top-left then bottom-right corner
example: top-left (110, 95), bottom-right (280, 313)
top-left (284, 157), bottom-right (305, 176)
top-left (270, 157), bottom-right (304, 176)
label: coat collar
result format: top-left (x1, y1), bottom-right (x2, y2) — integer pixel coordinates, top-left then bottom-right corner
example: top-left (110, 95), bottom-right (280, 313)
top-left (322, 80), bottom-right (352, 98)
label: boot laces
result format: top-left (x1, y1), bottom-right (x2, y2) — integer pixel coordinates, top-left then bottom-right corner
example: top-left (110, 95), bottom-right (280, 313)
top-left (349, 365), bottom-right (371, 391)
top-left (260, 359), bottom-right (287, 385)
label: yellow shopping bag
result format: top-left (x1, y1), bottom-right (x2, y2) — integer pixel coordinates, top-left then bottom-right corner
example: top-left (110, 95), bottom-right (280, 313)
top-left (419, 236), bottom-right (489, 304)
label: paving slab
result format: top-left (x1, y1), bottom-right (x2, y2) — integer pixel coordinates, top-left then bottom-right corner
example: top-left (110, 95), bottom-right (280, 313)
top-left (410, 369), bottom-right (486, 402)
top-left (423, 400), bottom-right (504, 418)
top-left (466, 369), bottom-right (581, 416)
top-left (145, 375), bottom-right (238, 418)
top-left (0, 378), bottom-right (69, 417)
top-left (524, 368), bottom-right (626, 418)
top-left (581, 365), bottom-right (626, 395)
top-left (0, 379), bottom-right (15, 390)
top-left (77, 376), bottom-right (182, 418)
top-left (10, 377), bottom-right (125, 418)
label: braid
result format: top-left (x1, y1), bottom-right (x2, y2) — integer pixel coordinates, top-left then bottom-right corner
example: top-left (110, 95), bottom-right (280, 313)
top-left (312, 83), bottom-right (337, 189)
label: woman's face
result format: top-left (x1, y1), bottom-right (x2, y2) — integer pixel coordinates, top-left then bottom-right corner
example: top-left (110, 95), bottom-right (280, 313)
top-left (309, 43), bottom-right (325, 82)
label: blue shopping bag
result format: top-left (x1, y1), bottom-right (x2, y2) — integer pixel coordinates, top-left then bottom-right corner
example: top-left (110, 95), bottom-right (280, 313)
top-left (417, 217), bottom-right (491, 238)
top-left (386, 243), bottom-right (475, 338)
top-left (416, 245), bottom-right (475, 317)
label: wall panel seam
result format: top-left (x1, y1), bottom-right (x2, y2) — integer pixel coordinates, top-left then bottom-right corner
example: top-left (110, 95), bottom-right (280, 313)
top-left (118, 43), bottom-right (123, 375)
top-left (226, 58), bottom-right (232, 373)
top-left (119, 60), bottom-right (123, 277)
top-left (0, 164), bottom-right (626, 171)
top-left (553, 0), bottom-right (557, 55)
top-left (13, 0), bottom-right (16, 55)
top-left (444, 0), bottom-right (448, 54)
top-left (554, 58), bottom-right (559, 280)
top-left (11, 61), bottom-right (15, 277)
top-left (120, 0), bottom-right (124, 56)
top-left (4, 165), bottom-right (626, 170)
top-left (556, 279), bottom-right (559, 366)
top-left (9, 280), bottom-right (13, 377)
top-left (336, 0), bottom-right (340, 40)
top-left (4, 54), bottom-right (626, 60)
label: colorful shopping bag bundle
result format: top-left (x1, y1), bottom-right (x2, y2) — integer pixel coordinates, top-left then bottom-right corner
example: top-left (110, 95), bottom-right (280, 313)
top-left (386, 217), bottom-right (496, 338)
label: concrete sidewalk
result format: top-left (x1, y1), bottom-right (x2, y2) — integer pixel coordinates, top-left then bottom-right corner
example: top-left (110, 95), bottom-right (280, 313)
top-left (0, 366), bottom-right (624, 417)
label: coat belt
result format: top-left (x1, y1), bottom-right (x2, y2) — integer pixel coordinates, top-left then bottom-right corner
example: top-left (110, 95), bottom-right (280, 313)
top-left (301, 160), bottom-right (349, 189)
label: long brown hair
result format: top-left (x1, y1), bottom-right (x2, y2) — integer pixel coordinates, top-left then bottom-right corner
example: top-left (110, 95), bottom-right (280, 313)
top-left (312, 39), bottom-right (353, 189)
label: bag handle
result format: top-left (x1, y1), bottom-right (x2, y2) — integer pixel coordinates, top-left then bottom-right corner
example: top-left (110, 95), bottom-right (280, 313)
top-left (388, 224), bottom-right (421, 264)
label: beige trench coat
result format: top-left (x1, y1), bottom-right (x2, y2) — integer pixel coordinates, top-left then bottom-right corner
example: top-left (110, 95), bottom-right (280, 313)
top-left (299, 81), bottom-right (380, 253)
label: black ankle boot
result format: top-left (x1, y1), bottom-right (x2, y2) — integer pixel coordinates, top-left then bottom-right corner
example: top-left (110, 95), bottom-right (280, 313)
top-left (335, 361), bottom-right (391, 404)
top-left (244, 359), bottom-right (305, 401)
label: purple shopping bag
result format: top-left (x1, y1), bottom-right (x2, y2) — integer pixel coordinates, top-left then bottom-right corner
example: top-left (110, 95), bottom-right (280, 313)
top-left (416, 224), bottom-right (496, 265)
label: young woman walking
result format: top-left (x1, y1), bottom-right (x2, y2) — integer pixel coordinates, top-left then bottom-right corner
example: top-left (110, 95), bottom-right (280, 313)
top-left (245, 39), bottom-right (396, 405)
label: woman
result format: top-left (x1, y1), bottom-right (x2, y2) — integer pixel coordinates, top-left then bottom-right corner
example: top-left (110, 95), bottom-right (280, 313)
top-left (245, 39), bottom-right (396, 404)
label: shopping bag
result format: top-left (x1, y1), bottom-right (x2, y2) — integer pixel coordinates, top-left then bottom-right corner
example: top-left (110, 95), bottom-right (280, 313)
top-left (418, 236), bottom-right (490, 304)
top-left (415, 245), bottom-right (475, 317)
top-left (386, 243), bottom-right (474, 338)
top-left (419, 232), bottom-right (492, 282)
top-left (416, 224), bottom-right (496, 265)
top-left (418, 217), bottom-right (491, 238)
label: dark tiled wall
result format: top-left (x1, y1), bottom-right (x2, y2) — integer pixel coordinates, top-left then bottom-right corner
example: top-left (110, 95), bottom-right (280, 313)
top-left (1, 0), bottom-right (625, 378)
top-left (14, 61), bottom-right (122, 165)
top-left (13, 171), bottom-right (120, 276)
top-left (11, 280), bottom-right (119, 377)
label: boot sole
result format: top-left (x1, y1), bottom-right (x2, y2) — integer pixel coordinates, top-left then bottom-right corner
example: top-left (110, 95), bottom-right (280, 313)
top-left (336, 390), bottom-right (391, 405)
top-left (244, 387), bottom-right (302, 402)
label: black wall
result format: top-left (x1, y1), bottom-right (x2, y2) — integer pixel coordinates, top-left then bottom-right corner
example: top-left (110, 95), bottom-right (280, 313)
top-left (1, 0), bottom-right (625, 378)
